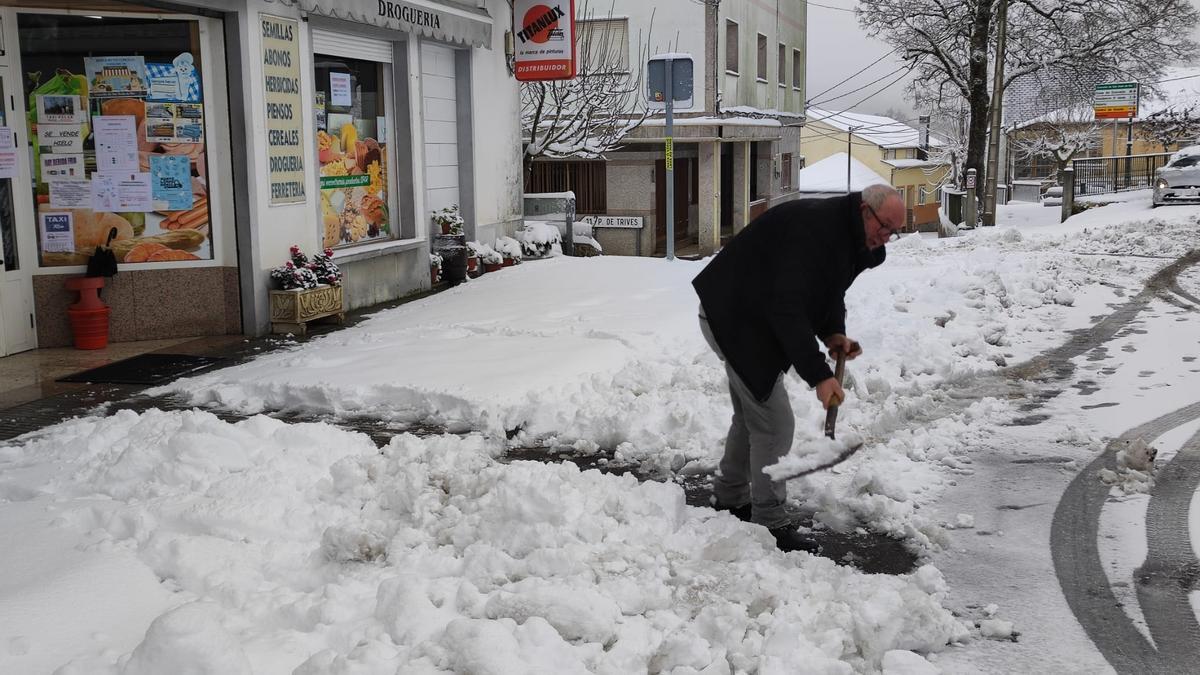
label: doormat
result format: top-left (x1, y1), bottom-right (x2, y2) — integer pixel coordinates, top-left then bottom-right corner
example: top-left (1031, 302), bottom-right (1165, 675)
top-left (58, 353), bottom-right (227, 385)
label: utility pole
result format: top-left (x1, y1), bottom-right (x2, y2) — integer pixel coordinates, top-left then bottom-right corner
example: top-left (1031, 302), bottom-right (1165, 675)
top-left (982, 0), bottom-right (1007, 226)
top-left (846, 127), bottom-right (857, 193)
top-left (665, 57), bottom-right (675, 260)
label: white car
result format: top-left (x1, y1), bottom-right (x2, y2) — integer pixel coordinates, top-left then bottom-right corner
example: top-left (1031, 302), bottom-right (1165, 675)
top-left (1153, 144), bottom-right (1200, 207)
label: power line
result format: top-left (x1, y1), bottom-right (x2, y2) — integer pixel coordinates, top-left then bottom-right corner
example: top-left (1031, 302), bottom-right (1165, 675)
top-left (809, 64), bottom-right (912, 107)
top-left (807, 0), bottom-right (857, 13)
top-left (805, 49), bottom-right (900, 105)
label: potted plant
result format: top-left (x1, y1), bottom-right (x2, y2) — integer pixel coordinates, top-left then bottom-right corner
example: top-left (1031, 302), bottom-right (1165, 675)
top-left (470, 241), bottom-right (504, 273)
top-left (517, 221), bottom-right (563, 259)
top-left (430, 252), bottom-right (443, 284)
top-left (495, 236), bottom-right (523, 267)
top-left (268, 245), bottom-right (344, 335)
top-left (431, 204), bottom-right (465, 236)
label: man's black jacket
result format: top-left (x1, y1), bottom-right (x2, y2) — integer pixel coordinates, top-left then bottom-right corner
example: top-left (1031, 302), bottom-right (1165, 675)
top-left (692, 192), bottom-right (886, 401)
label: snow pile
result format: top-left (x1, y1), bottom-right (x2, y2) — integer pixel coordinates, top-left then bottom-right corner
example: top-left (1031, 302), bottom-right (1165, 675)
top-left (2, 409), bottom-right (968, 672)
top-left (518, 220), bottom-right (563, 258)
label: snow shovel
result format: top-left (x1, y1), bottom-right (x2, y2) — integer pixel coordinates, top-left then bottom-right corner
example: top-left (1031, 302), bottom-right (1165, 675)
top-left (778, 351), bottom-right (866, 480)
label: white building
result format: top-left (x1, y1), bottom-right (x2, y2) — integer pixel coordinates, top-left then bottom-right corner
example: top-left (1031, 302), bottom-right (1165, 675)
top-left (0, 0), bottom-right (523, 358)
top-left (524, 0), bottom-right (806, 256)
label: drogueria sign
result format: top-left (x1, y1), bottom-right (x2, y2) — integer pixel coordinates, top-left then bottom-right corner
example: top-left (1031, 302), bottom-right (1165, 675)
top-left (301, 0), bottom-right (493, 48)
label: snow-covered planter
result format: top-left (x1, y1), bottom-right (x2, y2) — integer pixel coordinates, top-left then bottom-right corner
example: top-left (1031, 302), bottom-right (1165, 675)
top-left (495, 236), bottom-right (523, 266)
top-left (517, 221), bottom-right (563, 258)
top-left (431, 204), bottom-right (465, 236)
top-left (468, 241), bottom-right (503, 273)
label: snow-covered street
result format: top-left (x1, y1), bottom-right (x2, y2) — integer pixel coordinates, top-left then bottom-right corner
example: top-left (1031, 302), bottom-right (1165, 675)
top-left (3, 192), bottom-right (1200, 673)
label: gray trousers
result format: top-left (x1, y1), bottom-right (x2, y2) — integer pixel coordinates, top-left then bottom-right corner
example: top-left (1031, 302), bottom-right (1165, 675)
top-left (699, 314), bottom-right (794, 529)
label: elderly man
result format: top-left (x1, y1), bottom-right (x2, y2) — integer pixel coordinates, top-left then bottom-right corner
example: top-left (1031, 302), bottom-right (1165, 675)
top-left (692, 183), bottom-right (903, 552)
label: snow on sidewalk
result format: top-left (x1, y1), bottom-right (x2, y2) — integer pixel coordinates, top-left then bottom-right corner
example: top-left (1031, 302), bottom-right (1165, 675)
top-left (1, 410), bottom-right (966, 673)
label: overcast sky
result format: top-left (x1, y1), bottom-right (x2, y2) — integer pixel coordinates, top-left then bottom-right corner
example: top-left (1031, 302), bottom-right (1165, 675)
top-left (807, 0), bottom-right (1200, 123)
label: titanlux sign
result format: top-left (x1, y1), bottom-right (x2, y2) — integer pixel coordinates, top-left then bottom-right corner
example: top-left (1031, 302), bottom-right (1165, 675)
top-left (513, 0), bottom-right (576, 81)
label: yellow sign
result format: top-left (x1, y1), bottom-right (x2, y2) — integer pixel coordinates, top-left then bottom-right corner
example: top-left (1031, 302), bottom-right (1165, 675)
top-left (665, 137), bottom-right (673, 171)
top-left (261, 14), bottom-right (306, 205)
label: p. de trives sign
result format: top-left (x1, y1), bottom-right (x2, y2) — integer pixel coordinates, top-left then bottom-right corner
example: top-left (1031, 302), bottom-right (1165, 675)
top-left (513, 0), bottom-right (576, 81)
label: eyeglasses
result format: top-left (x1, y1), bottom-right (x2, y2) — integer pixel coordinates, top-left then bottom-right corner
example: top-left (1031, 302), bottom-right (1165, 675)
top-left (864, 202), bottom-right (903, 239)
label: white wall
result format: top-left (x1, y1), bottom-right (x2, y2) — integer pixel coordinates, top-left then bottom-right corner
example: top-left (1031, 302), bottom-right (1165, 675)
top-left (422, 42), bottom-right (460, 215)
top-left (470, 0), bottom-right (524, 237)
top-left (594, 0), bottom-right (707, 115)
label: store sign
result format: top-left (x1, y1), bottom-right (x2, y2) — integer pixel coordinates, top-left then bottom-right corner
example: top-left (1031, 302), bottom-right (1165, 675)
top-left (261, 14), bottom-right (306, 205)
top-left (513, 0), bottom-right (576, 81)
top-left (298, 1), bottom-right (492, 48)
top-left (579, 214), bottom-right (643, 229)
top-left (1094, 82), bottom-right (1139, 120)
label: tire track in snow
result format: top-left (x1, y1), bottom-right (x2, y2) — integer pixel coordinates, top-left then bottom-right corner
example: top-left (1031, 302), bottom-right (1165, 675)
top-left (1044, 249), bottom-right (1200, 673)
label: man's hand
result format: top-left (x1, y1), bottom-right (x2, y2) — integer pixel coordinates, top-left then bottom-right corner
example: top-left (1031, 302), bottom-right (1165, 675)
top-left (824, 333), bottom-right (862, 360)
top-left (815, 377), bottom-right (845, 410)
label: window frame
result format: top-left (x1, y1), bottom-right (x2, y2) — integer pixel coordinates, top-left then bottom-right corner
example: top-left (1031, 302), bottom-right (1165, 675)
top-left (777, 43), bottom-right (786, 88)
top-left (725, 20), bottom-right (740, 75)
top-left (791, 48), bottom-right (802, 90)
top-left (756, 33), bottom-right (768, 82)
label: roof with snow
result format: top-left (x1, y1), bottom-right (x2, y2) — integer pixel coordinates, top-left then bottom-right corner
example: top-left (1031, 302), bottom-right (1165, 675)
top-left (795, 152), bottom-right (891, 193)
top-left (805, 107), bottom-right (940, 149)
top-left (1012, 67), bottom-right (1200, 129)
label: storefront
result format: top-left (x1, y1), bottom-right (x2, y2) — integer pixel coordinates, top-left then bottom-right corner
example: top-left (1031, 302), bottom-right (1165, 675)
top-left (0, 3), bottom-right (236, 354)
top-left (0, 0), bottom-right (522, 356)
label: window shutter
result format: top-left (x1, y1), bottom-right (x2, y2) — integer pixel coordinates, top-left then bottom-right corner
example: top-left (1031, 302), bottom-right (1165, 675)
top-left (311, 28), bottom-right (394, 63)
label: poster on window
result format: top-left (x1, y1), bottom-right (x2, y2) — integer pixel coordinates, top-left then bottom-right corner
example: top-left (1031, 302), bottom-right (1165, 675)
top-left (23, 15), bottom-right (215, 267)
top-left (85, 56), bottom-right (149, 98)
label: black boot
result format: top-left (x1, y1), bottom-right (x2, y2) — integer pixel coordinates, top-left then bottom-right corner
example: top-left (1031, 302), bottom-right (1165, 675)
top-left (711, 499), bottom-right (752, 522)
top-left (769, 525), bottom-right (821, 554)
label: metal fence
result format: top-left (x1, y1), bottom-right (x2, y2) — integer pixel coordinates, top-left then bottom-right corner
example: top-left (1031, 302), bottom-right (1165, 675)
top-left (1070, 153), bottom-right (1172, 196)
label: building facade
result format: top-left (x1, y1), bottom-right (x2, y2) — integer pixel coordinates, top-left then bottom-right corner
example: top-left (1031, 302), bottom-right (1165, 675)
top-left (525, 0), bottom-right (806, 256)
top-left (799, 108), bottom-right (950, 229)
top-left (0, 0), bottom-right (522, 358)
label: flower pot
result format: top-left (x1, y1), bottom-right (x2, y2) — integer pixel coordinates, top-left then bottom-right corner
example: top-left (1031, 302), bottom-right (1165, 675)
top-left (440, 222), bottom-right (452, 235)
top-left (431, 264), bottom-right (440, 285)
top-left (483, 261), bottom-right (504, 273)
top-left (65, 276), bottom-right (110, 350)
top-left (502, 256), bottom-right (516, 267)
top-left (270, 284), bottom-right (344, 335)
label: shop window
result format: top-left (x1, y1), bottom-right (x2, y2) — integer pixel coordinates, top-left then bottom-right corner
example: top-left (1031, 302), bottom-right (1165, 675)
top-left (725, 21), bottom-right (739, 74)
top-left (314, 54), bottom-right (392, 249)
top-left (756, 34), bottom-right (767, 81)
top-left (18, 13), bottom-right (213, 267)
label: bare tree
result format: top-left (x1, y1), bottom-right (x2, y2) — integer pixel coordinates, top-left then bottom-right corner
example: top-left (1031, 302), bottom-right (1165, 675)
top-left (1138, 104), bottom-right (1200, 152)
top-left (858, 0), bottom-right (1198, 188)
top-left (521, 3), bottom-right (655, 183)
top-left (1009, 80), bottom-right (1099, 177)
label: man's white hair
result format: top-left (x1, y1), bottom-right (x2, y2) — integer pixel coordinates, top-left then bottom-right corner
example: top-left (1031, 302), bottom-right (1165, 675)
top-left (862, 183), bottom-right (900, 210)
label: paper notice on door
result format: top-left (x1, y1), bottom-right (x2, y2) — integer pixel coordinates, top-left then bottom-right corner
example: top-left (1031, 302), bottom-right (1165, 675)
top-left (92, 172), bottom-right (153, 212)
top-left (330, 72), bottom-right (352, 107)
top-left (49, 179), bottom-right (92, 208)
top-left (39, 212), bottom-right (75, 253)
top-left (40, 153), bottom-right (85, 181)
top-left (38, 124), bottom-right (86, 153)
top-left (93, 115), bottom-right (139, 171)
top-left (0, 127), bottom-right (14, 150)
top-left (0, 128), bottom-right (17, 180)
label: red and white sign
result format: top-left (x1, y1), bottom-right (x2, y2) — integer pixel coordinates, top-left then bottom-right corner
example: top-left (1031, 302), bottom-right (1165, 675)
top-left (513, 0), bottom-right (576, 81)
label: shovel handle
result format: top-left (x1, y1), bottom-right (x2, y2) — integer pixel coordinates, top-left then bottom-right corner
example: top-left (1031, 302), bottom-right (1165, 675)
top-left (823, 352), bottom-right (847, 439)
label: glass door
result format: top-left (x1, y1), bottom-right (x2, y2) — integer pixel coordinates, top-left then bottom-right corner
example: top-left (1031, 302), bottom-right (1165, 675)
top-left (0, 64), bottom-right (37, 356)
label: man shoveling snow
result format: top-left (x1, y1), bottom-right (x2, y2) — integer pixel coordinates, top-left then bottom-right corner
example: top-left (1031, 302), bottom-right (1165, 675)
top-left (692, 184), bottom-right (901, 552)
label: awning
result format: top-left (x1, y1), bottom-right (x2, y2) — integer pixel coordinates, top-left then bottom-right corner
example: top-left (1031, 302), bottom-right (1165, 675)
top-left (301, 0), bottom-right (493, 49)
